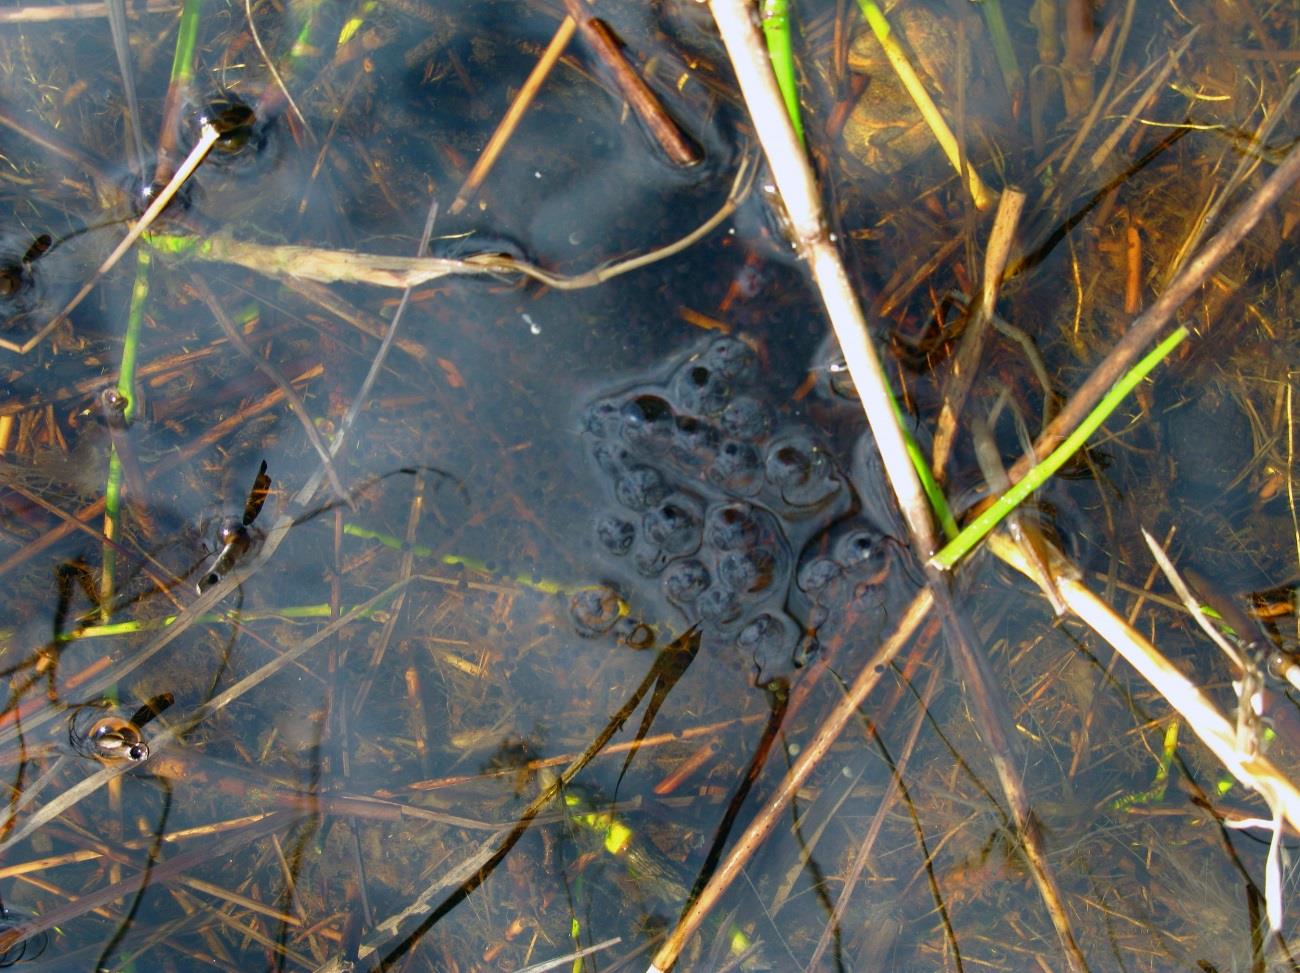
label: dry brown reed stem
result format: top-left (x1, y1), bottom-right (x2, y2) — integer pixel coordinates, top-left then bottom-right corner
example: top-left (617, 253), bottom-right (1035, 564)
top-left (449, 16), bottom-right (577, 215)
top-left (930, 188), bottom-right (1026, 477)
top-left (558, 0), bottom-right (700, 167)
top-left (0, 811), bottom-right (293, 956)
top-left (1005, 135), bottom-right (1300, 489)
top-left (924, 568), bottom-right (1089, 972)
top-left (702, 0), bottom-right (935, 558)
top-left (0, 0), bottom-right (176, 22)
top-left (1059, 0), bottom-right (1097, 118)
top-left (670, 4), bottom-right (1094, 970)
top-left (646, 588), bottom-right (934, 973)
top-left (990, 533), bottom-right (1300, 830)
top-left (1059, 0), bottom-right (1139, 177)
top-left (177, 151), bottom-right (753, 292)
top-left (807, 656), bottom-right (941, 969)
top-left (409, 714), bottom-right (765, 792)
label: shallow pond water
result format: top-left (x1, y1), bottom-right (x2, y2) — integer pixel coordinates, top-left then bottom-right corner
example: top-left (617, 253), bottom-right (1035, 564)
top-left (0, 1), bottom-right (1297, 971)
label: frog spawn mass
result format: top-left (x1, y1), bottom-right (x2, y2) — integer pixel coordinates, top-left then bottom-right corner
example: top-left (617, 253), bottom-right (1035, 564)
top-left (577, 337), bottom-right (898, 685)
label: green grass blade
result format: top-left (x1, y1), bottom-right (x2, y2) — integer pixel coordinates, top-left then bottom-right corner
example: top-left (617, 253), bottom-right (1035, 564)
top-left (761, 0), bottom-right (804, 146)
top-left (169, 0), bottom-right (204, 89)
top-left (974, 0), bottom-right (1022, 101)
top-left (931, 325), bottom-right (1190, 570)
top-left (101, 249), bottom-right (152, 615)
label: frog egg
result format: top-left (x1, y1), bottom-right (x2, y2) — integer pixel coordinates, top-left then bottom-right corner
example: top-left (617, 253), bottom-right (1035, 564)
top-left (702, 337), bottom-right (757, 383)
top-left (705, 503), bottom-right (762, 551)
top-left (796, 555), bottom-right (841, 595)
top-left (591, 442), bottom-right (632, 478)
top-left (632, 539), bottom-right (670, 577)
top-left (670, 359), bottom-right (732, 417)
top-left (670, 415), bottom-right (720, 468)
top-left (621, 394), bottom-right (675, 451)
top-left (765, 435), bottom-right (839, 508)
top-left (641, 495), bottom-right (703, 556)
top-left (834, 527), bottom-right (889, 580)
top-left (614, 465), bottom-right (669, 511)
top-left (569, 584), bottom-right (623, 637)
top-left (717, 548), bottom-right (776, 594)
top-left (663, 558), bottom-right (710, 604)
top-left (595, 514), bottom-right (635, 556)
top-left (720, 396), bottom-right (771, 442)
top-left (793, 632), bottom-right (820, 667)
top-left (709, 440), bottom-right (763, 495)
top-left (697, 585), bottom-right (742, 629)
top-left (736, 612), bottom-right (799, 686)
top-left (582, 398), bottom-right (622, 438)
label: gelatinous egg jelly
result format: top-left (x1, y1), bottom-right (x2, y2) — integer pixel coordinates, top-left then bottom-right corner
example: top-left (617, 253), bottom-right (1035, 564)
top-left (579, 336), bottom-right (903, 685)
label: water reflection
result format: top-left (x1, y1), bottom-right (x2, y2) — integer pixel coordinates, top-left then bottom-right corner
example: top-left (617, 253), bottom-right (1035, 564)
top-left (0, 0), bottom-right (1295, 970)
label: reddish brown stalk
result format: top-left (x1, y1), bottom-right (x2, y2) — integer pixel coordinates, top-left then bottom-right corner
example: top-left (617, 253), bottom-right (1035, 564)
top-left (558, 0), bottom-right (701, 167)
top-left (1060, 0), bottom-right (1095, 117)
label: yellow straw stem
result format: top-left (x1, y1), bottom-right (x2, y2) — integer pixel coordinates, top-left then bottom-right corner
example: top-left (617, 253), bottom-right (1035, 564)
top-left (858, 0), bottom-right (994, 210)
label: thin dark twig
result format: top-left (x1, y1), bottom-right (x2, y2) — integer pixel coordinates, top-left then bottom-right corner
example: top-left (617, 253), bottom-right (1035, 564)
top-left (187, 272), bottom-right (349, 503)
top-left (94, 781), bottom-right (172, 972)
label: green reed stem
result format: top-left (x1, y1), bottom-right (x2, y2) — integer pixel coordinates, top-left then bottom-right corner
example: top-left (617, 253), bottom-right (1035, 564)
top-left (101, 250), bottom-right (152, 617)
top-left (288, 0), bottom-right (328, 64)
top-left (975, 0), bottom-right (1022, 101)
top-left (169, 0), bottom-right (203, 89)
top-left (931, 325), bottom-right (1190, 570)
top-left (66, 601), bottom-right (389, 640)
top-left (338, 0), bottom-right (378, 48)
top-left (116, 250), bottom-right (150, 419)
top-left (341, 524), bottom-right (571, 595)
top-left (890, 394), bottom-right (958, 540)
top-left (761, 0), bottom-right (804, 146)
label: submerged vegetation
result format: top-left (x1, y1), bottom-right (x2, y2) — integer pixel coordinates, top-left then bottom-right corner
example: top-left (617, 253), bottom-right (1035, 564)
top-left (0, 0), bottom-right (1295, 971)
